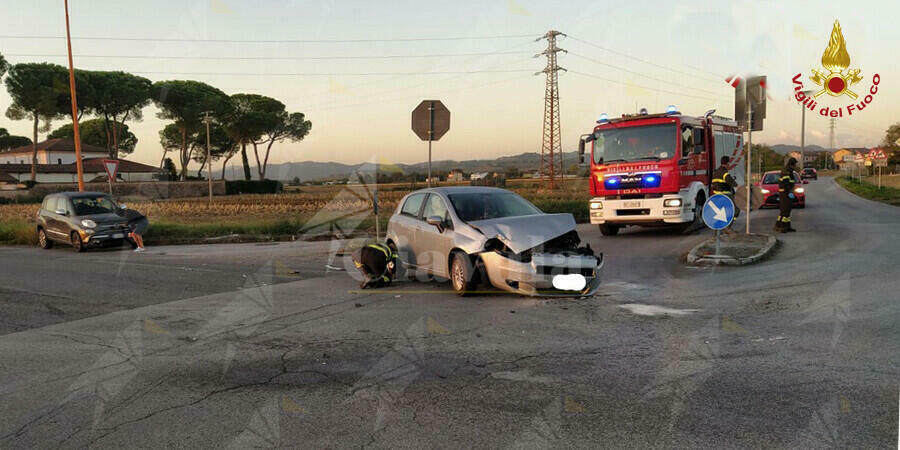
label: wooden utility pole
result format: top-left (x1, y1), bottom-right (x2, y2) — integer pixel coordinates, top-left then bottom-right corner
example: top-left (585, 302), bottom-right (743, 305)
top-left (64, 0), bottom-right (85, 191)
top-left (203, 111), bottom-right (213, 204)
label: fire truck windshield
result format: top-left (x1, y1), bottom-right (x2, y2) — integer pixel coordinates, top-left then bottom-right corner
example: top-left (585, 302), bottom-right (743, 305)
top-left (593, 123), bottom-right (676, 164)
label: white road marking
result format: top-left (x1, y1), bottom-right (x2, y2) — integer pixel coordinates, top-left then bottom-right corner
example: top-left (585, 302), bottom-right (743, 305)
top-left (618, 304), bottom-right (699, 316)
top-left (491, 369), bottom-right (555, 384)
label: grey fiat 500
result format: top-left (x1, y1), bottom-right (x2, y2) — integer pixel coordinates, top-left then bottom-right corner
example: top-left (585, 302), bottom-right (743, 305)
top-left (36, 192), bottom-right (132, 252)
top-left (386, 186), bottom-right (603, 297)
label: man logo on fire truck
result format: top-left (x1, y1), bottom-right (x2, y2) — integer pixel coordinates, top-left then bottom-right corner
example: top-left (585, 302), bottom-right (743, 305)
top-left (579, 106), bottom-right (745, 236)
top-left (793, 19), bottom-right (881, 118)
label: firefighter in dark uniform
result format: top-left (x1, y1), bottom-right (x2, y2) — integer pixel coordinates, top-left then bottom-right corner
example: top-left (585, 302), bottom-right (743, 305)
top-left (775, 157), bottom-right (798, 233)
top-left (352, 242), bottom-right (398, 289)
top-left (711, 156), bottom-right (740, 231)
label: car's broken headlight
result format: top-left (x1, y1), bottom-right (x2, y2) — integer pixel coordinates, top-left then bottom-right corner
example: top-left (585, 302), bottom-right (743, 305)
top-left (484, 238), bottom-right (505, 252)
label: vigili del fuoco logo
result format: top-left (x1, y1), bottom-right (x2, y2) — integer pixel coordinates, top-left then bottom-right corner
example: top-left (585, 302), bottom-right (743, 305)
top-left (793, 20), bottom-right (880, 118)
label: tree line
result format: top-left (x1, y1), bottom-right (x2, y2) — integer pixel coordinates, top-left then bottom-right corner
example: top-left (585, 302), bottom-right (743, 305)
top-left (0, 51), bottom-right (311, 182)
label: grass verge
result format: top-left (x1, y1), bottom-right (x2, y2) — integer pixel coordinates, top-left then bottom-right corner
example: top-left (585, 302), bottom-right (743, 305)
top-left (0, 221), bottom-right (37, 246)
top-left (835, 176), bottom-right (900, 206)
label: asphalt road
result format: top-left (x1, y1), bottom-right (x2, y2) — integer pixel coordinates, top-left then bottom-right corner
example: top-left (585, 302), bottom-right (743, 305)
top-left (0, 177), bottom-right (897, 448)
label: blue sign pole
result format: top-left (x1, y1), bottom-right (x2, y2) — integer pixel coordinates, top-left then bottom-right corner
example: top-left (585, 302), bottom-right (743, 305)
top-left (702, 194), bottom-right (737, 256)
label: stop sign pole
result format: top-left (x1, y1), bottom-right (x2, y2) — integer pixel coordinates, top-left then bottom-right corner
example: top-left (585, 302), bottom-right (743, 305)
top-left (427, 102), bottom-right (434, 186)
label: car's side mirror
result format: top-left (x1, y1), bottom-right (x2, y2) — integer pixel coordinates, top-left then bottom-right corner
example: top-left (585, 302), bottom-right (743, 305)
top-left (426, 215), bottom-right (444, 232)
top-left (54, 209), bottom-right (67, 216)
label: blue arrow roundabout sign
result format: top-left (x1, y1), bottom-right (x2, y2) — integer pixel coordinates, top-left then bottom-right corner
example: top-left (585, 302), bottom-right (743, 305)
top-left (702, 194), bottom-right (735, 230)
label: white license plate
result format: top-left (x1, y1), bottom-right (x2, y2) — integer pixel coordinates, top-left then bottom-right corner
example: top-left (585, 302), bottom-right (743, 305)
top-left (624, 201), bottom-right (641, 208)
top-left (112, 233), bottom-right (124, 239)
top-left (552, 274), bottom-right (586, 291)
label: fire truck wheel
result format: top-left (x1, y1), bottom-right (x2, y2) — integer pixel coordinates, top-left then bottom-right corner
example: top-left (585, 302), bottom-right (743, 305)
top-left (679, 192), bottom-right (705, 234)
top-left (598, 224), bottom-right (621, 236)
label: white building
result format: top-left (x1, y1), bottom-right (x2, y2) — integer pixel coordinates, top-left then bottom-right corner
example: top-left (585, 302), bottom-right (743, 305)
top-left (0, 138), bottom-right (107, 165)
top-left (0, 138), bottom-right (158, 184)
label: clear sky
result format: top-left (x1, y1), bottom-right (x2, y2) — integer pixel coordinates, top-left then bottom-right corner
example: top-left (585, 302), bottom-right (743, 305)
top-left (1, 0), bottom-right (898, 170)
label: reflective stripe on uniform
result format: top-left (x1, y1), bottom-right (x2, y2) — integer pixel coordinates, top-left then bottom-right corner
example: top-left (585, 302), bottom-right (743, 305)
top-left (367, 243), bottom-right (390, 258)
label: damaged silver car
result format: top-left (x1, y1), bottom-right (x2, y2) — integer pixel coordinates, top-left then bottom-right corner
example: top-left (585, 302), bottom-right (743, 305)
top-left (386, 187), bottom-right (603, 296)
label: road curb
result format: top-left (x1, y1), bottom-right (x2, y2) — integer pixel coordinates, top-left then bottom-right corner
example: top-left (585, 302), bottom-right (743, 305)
top-left (686, 233), bottom-right (778, 266)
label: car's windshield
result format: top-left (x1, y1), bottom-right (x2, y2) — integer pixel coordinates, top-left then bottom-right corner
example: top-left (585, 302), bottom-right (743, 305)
top-left (763, 173), bottom-right (800, 184)
top-left (71, 196), bottom-right (117, 216)
top-left (449, 192), bottom-right (542, 221)
top-left (593, 123), bottom-right (676, 163)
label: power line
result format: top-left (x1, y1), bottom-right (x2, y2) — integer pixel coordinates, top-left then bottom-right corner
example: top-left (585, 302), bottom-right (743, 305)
top-left (568, 70), bottom-right (728, 103)
top-left (568, 52), bottom-right (730, 100)
top-left (568, 35), bottom-right (724, 83)
top-left (311, 73), bottom-right (533, 113)
top-left (128, 69), bottom-right (533, 77)
top-left (0, 67), bottom-right (533, 77)
top-left (0, 33), bottom-right (541, 44)
top-left (299, 38), bottom-right (542, 105)
top-left (4, 50), bottom-right (534, 61)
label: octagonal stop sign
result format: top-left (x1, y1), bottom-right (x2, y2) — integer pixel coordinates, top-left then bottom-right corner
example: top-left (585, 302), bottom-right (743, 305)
top-left (411, 100), bottom-right (450, 141)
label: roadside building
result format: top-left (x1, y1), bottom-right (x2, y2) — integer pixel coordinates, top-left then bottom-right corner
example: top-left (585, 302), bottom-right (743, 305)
top-left (0, 172), bottom-right (23, 190)
top-left (0, 138), bottom-right (107, 165)
top-left (447, 169), bottom-right (465, 182)
top-left (833, 147), bottom-right (868, 168)
top-left (0, 158), bottom-right (158, 183)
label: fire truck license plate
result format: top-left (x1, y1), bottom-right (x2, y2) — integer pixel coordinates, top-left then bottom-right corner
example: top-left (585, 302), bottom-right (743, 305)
top-left (624, 201), bottom-right (641, 208)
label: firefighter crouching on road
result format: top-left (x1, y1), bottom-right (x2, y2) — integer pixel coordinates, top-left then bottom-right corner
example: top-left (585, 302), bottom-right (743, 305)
top-left (711, 156), bottom-right (740, 232)
top-left (352, 243), bottom-right (398, 289)
top-left (775, 157), bottom-right (798, 233)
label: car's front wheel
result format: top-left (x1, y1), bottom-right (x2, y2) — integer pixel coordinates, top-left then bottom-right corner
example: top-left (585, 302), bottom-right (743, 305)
top-left (38, 228), bottom-right (53, 249)
top-left (450, 252), bottom-right (477, 296)
top-left (70, 231), bottom-right (85, 253)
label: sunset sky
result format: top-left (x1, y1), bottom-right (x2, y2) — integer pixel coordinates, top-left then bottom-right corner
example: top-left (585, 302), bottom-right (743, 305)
top-left (1, 0), bottom-right (897, 170)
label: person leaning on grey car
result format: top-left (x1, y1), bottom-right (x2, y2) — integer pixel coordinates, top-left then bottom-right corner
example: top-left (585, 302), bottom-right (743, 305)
top-left (116, 204), bottom-right (149, 252)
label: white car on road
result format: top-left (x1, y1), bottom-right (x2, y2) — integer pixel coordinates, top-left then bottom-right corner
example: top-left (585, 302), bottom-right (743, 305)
top-left (386, 186), bottom-right (604, 296)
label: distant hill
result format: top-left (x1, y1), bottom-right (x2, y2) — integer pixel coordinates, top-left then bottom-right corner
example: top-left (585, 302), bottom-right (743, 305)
top-left (225, 151), bottom-right (580, 182)
top-left (769, 144), bottom-right (829, 155)
top-left (221, 143), bottom-right (845, 182)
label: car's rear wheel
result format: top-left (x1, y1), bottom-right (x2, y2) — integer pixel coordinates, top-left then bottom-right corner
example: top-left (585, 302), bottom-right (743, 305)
top-left (70, 231), bottom-right (85, 253)
top-left (450, 252), bottom-right (477, 296)
top-left (598, 224), bottom-right (620, 236)
top-left (38, 228), bottom-right (52, 249)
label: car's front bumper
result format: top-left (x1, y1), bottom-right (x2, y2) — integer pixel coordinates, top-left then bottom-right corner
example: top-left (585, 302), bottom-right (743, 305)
top-left (479, 251), bottom-right (604, 297)
top-left (79, 228), bottom-right (130, 245)
top-left (761, 192), bottom-right (805, 208)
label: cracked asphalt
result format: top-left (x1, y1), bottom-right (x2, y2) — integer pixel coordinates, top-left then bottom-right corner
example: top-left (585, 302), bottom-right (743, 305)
top-left (0, 177), bottom-right (898, 448)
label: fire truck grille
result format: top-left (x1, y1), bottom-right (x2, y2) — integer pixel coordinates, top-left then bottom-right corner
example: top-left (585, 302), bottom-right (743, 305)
top-left (616, 209), bottom-right (651, 216)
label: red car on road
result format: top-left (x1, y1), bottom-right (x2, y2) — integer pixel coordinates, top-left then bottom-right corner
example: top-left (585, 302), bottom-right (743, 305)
top-left (758, 170), bottom-right (806, 208)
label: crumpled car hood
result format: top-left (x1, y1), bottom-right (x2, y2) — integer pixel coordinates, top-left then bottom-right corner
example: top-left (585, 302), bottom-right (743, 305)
top-left (468, 213), bottom-right (576, 254)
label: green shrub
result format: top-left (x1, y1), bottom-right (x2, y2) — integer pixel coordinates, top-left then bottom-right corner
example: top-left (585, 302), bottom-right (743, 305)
top-left (532, 199), bottom-right (588, 223)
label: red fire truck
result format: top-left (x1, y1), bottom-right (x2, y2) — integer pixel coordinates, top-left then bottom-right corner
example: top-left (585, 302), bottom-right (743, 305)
top-left (577, 106), bottom-right (745, 235)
